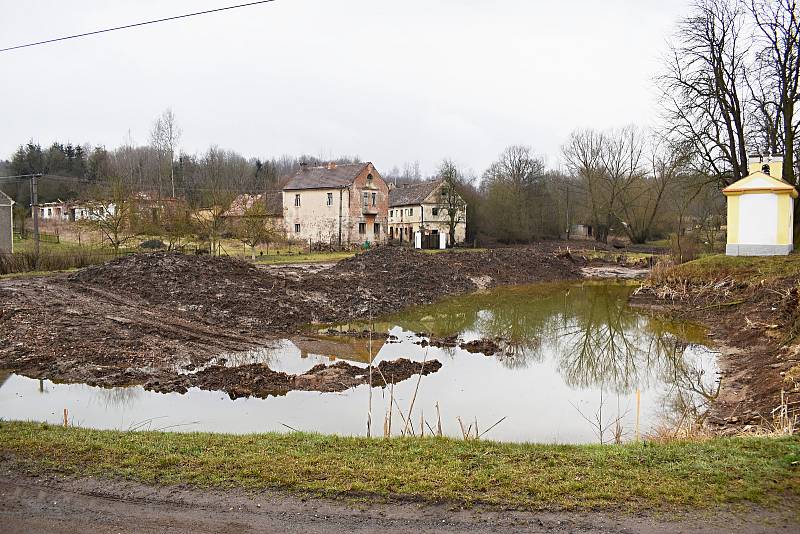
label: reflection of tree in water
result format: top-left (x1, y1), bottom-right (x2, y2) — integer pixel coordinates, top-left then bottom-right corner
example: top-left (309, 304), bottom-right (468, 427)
top-left (556, 285), bottom-right (657, 393)
top-left (654, 340), bottom-right (720, 420)
top-left (94, 385), bottom-right (143, 409)
top-left (354, 282), bottom-right (716, 401)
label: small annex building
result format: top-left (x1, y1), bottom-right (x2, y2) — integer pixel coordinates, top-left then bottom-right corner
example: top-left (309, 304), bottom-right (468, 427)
top-left (388, 179), bottom-right (467, 245)
top-left (0, 191), bottom-right (14, 254)
top-left (723, 155), bottom-right (797, 256)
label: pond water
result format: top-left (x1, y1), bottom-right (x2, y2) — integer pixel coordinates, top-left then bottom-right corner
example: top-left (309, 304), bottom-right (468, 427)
top-left (0, 282), bottom-right (720, 443)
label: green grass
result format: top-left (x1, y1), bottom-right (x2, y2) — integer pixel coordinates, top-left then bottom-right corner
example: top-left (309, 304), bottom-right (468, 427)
top-left (1, 422), bottom-right (798, 510)
top-left (253, 251), bottom-right (355, 264)
top-left (581, 250), bottom-right (653, 262)
top-left (647, 239), bottom-right (671, 248)
top-left (0, 268), bottom-right (79, 280)
top-left (663, 254), bottom-right (800, 285)
top-left (13, 235), bottom-right (112, 254)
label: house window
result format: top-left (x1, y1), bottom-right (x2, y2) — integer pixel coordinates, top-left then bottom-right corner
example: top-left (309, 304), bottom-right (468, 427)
top-left (409, 208), bottom-right (413, 216)
top-left (390, 210), bottom-right (393, 217)
top-left (363, 192), bottom-right (369, 206)
top-left (371, 192), bottom-right (376, 206)
top-left (327, 192), bottom-right (333, 206)
top-left (432, 207), bottom-right (439, 216)
top-left (374, 223), bottom-right (380, 235)
top-left (294, 194), bottom-right (301, 207)
top-left (294, 223), bottom-right (301, 233)
top-left (358, 222), bottom-right (366, 234)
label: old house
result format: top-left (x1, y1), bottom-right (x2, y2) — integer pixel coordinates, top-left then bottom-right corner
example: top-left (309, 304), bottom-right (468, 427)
top-left (0, 191), bottom-right (13, 254)
top-left (282, 162), bottom-right (388, 246)
top-left (224, 192), bottom-right (283, 220)
top-left (723, 155), bottom-right (797, 256)
top-left (388, 179), bottom-right (467, 245)
top-left (38, 200), bottom-right (68, 221)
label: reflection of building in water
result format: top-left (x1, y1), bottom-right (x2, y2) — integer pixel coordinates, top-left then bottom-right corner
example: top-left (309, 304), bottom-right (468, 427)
top-left (292, 336), bottom-right (385, 364)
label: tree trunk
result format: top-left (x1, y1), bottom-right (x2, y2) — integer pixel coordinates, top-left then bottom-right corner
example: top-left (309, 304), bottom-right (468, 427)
top-left (793, 200), bottom-right (800, 251)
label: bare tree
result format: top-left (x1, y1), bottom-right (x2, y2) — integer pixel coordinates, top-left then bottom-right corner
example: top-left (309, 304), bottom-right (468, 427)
top-left (482, 146), bottom-right (550, 242)
top-left (150, 109), bottom-right (182, 199)
top-left (750, 0), bottom-right (800, 179)
top-left (232, 201), bottom-right (284, 259)
top-left (436, 160), bottom-right (467, 245)
top-left (659, 0), bottom-right (750, 185)
top-left (81, 179), bottom-right (138, 254)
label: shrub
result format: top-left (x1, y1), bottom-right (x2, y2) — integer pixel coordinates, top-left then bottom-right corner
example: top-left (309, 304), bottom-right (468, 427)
top-left (0, 249), bottom-right (116, 275)
top-left (669, 232), bottom-right (699, 264)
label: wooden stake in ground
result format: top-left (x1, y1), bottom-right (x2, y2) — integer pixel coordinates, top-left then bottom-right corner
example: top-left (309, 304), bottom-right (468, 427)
top-left (635, 388), bottom-right (641, 442)
top-left (367, 308), bottom-right (373, 438)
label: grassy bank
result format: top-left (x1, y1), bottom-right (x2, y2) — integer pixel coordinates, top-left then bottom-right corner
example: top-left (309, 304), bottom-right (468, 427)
top-left (254, 251), bottom-right (355, 265)
top-left (1, 422), bottom-right (798, 510)
top-left (656, 253), bottom-right (800, 285)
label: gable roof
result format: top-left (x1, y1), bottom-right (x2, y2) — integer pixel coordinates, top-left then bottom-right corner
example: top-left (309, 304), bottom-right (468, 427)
top-left (722, 171), bottom-right (798, 198)
top-left (389, 179), bottom-right (442, 207)
top-left (0, 191), bottom-right (14, 206)
top-left (283, 163), bottom-right (369, 191)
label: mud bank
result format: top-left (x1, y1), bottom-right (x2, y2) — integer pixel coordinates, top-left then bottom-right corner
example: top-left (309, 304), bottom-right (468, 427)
top-left (631, 275), bottom-right (800, 431)
top-left (144, 358), bottom-right (442, 399)
top-left (0, 246), bottom-right (584, 395)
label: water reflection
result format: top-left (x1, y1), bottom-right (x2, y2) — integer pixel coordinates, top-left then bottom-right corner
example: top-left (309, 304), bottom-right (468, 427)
top-left (340, 282), bottom-right (715, 401)
top-left (0, 282), bottom-right (719, 443)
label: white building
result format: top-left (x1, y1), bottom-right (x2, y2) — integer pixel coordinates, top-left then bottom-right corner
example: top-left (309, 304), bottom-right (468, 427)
top-left (723, 155), bottom-right (797, 256)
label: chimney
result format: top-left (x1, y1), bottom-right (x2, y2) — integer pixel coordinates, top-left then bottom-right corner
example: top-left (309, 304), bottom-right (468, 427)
top-left (748, 152), bottom-right (784, 179)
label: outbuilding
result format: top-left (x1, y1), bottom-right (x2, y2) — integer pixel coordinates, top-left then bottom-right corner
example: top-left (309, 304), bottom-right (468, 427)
top-left (0, 191), bottom-right (14, 254)
top-left (723, 156), bottom-right (797, 256)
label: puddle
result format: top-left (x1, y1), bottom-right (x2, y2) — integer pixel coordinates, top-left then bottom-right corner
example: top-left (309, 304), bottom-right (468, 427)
top-left (0, 282), bottom-right (720, 443)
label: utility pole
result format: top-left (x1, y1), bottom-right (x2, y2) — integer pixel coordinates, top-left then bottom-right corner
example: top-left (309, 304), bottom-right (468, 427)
top-left (338, 187), bottom-right (343, 248)
top-left (30, 173), bottom-right (41, 261)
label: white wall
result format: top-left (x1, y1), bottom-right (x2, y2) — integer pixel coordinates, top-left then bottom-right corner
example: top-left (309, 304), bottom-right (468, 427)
top-left (739, 193), bottom-right (777, 244)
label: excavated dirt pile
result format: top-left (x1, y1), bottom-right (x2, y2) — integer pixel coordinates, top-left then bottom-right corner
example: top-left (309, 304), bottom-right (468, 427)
top-left (0, 247), bottom-right (579, 395)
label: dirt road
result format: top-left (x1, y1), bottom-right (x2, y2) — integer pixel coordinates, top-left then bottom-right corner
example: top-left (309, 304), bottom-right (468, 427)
top-left (1, 470), bottom-right (795, 534)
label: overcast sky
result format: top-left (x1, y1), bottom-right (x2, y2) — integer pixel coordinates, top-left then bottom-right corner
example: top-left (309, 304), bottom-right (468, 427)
top-left (0, 0), bottom-right (690, 176)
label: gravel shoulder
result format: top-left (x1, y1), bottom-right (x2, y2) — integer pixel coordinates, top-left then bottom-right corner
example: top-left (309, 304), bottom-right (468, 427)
top-left (1, 468), bottom-right (796, 534)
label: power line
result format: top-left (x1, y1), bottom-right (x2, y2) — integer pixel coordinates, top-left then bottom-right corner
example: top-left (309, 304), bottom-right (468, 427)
top-left (0, 0), bottom-right (277, 53)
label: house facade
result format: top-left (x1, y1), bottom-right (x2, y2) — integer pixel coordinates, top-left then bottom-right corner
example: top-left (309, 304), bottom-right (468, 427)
top-left (0, 191), bottom-right (13, 254)
top-left (37, 200), bottom-right (115, 222)
top-left (723, 155), bottom-right (797, 256)
top-left (388, 179), bottom-right (467, 245)
top-left (282, 162), bottom-right (389, 246)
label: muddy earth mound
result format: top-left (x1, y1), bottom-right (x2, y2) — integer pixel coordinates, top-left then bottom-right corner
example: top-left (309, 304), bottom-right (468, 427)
top-left (0, 247), bottom-right (578, 394)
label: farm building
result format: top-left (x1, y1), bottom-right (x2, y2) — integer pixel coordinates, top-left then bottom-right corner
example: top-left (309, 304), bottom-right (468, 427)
top-left (388, 179), bottom-right (467, 245)
top-left (282, 162), bottom-right (389, 246)
top-left (0, 191), bottom-right (13, 254)
top-left (723, 155), bottom-right (797, 256)
top-left (224, 192), bottom-right (283, 220)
